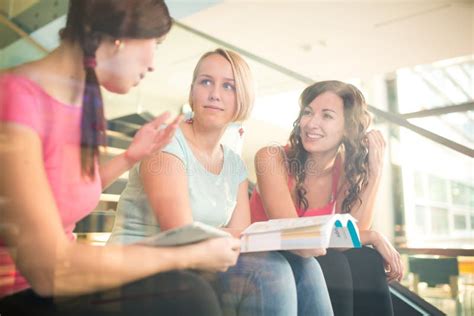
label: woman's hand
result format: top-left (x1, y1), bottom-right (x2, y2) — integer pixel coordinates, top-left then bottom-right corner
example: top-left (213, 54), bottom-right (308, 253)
top-left (124, 112), bottom-right (183, 164)
top-left (290, 248), bottom-right (327, 258)
top-left (370, 231), bottom-right (404, 282)
top-left (366, 129), bottom-right (385, 178)
top-left (187, 237), bottom-right (241, 272)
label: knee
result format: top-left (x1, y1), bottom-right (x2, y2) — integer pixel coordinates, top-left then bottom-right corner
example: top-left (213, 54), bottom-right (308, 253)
top-left (356, 247), bottom-right (385, 269)
top-left (317, 249), bottom-right (351, 277)
top-left (255, 252), bottom-right (294, 278)
top-left (238, 252), bottom-right (297, 288)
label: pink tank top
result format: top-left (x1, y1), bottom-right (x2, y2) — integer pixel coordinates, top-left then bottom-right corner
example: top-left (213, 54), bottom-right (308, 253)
top-left (250, 154), bottom-right (341, 222)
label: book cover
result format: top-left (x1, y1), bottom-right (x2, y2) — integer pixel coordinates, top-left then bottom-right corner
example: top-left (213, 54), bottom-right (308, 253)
top-left (240, 214), bottom-right (361, 253)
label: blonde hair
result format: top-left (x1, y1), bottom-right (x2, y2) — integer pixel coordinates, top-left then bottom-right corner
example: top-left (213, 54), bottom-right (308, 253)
top-left (189, 48), bottom-right (255, 122)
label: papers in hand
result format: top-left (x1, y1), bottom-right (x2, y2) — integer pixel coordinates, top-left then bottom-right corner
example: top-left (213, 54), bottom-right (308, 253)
top-left (136, 222), bottom-right (231, 247)
top-left (240, 214), bottom-right (361, 253)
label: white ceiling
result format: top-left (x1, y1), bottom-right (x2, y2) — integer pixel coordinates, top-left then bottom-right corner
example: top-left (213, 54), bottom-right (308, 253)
top-left (116, 0), bottom-right (473, 115)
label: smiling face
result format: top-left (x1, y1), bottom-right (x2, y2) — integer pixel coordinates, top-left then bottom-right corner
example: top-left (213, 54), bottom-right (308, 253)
top-left (190, 53), bottom-right (237, 128)
top-left (96, 36), bottom-right (164, 94)
top-left (299, 91), bottom-right (345, 155)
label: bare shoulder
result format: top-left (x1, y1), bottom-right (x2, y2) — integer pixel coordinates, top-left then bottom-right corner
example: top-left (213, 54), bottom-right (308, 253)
top-left (255, 145), bottom-right (285, 163)
top-left (255, 145), bottom-right (288, 177)
top-left (141, 150), bottom-right (185, 177)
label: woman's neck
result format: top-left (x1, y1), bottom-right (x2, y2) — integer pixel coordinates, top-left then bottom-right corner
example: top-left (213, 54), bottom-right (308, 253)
top-left (305, 148), bottom-right (339, 177)
top-left (183, 120), bottom-right (226, 158)
top-left (27, 41), bottom-right (86, 105)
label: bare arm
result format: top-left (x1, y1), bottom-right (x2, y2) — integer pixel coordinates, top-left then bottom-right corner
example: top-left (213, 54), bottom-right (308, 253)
top-left (347, 130), bottom-right (385, 229)
top-left (140, 151), bottom-right (240, 269)
top-left (255, 146), bottom-right (299, 219)
top-left (0, 124), bottom-right (230, 297)
top-left (140, 152), bottom-right (194, 230)
top-left (100, 113), bottom-right (182, 189)
top-left (223, 180), bottom-right (251, 237)
top-left (359, 230), bottom-right (403, 282)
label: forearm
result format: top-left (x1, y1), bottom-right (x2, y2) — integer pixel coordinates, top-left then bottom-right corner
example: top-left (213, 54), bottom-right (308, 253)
top-left (358, 229), bottom-right (379, 246)
top-left (42, 242), bottom-right (193, 297)
top-left (350, 173), bottom-right (381, 230)
top-left (99, 152), bottom-right (135, 189)
top-left (221, 227), bottom-right (243, 238)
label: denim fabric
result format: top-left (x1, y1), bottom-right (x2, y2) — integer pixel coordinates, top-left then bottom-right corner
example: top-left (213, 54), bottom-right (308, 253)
top-left (281, 251), bottom-right (334, 316)
top-left (214, 252), bottom-right (333, 316)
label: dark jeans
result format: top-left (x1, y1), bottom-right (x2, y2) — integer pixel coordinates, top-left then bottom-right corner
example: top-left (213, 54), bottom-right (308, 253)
top-left (316, 247), bottom-right (393, 316)
top-left (0, 270), bottom-right (222, 316)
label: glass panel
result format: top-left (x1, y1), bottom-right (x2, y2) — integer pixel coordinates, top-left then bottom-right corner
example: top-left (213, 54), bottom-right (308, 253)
top-left (409, 112), bottom-right (474, 148)
top-left (431, 207), bottom-right (449, 235)
top-left (414, 205), bottom-right (428, 233)
top-left (428, 175), bottom-right (448, 203)
top-left (414, 172), bottom-right (425, 199)
top-left (451, 182), bottom-right (474, 208)
top-left (453, 214), bottom-right (467, 230)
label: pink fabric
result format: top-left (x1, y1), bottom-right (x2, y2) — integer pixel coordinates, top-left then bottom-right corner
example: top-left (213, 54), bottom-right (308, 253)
top-left (250, 154), bottom-right (341, 222)
top-left (0, 74), bottom-right (102, 297)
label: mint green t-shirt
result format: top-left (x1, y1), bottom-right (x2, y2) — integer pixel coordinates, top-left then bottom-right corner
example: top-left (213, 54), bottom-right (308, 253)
top-left (108, 127), bottom-right (248, 244)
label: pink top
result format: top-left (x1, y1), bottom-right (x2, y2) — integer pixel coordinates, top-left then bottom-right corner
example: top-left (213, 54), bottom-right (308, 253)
top-left (250, 152), bottom-right (341, 222)
top-left (0, 74), bottom-right (102, 297)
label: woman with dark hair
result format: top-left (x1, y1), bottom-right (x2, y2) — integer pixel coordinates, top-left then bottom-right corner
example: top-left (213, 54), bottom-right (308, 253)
top-left (250, 80), bottom-right (404, 316)
top-left (0, 1), bottom-right (240, 315)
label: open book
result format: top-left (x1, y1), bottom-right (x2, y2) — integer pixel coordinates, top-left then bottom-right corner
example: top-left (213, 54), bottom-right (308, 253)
top-left (135, 222), bottom-right (231, 247)
top-left (240, 214), bottom-right (361, 253)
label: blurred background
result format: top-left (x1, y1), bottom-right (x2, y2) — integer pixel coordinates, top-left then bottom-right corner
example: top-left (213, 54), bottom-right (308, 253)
top-left (1, 0), bottom-right (472, 314)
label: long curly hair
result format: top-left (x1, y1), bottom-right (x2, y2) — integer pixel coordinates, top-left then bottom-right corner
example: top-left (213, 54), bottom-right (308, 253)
top-left (287, 80), bottom-right (371, 213)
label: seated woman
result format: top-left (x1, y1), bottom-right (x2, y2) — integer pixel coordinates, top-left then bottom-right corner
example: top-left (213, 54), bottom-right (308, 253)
top-left (109, 48), bottom-right (333, 315)
top-left (0, 1), bottom-right (240, 315)
top-left (250, 80), bottom-right (404, 316)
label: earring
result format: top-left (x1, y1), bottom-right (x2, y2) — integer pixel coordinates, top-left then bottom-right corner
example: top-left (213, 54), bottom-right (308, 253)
top-left (114, 39), bottom-right (125, 50)
top-left (238, 125), bottom-right (244, 138)
top-left (185, 112), bottom-right (194, 124)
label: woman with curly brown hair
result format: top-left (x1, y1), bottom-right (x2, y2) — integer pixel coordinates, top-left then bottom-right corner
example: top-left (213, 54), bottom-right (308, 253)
top-left (250, 80), bottom-right (404, 316)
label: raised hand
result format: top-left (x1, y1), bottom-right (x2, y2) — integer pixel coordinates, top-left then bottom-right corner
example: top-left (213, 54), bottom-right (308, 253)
top-left (187, 237), bottom-right (241, 272)
top-left (365, 129), bottom-right (386, 178)
top-left (125, 112), bottom-right (183, 164)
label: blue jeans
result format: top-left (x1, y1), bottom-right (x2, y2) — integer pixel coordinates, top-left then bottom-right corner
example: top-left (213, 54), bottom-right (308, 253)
top-left (281, 251), bottom-right (334, 316)
top-left (215, 251), bottom-right (333, 316)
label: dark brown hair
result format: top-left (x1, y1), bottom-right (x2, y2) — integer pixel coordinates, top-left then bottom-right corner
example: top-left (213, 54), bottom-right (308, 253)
top-left (61, 0), bottom-right (172, 177)
top-left (287, 80), bottom-right (371, 213)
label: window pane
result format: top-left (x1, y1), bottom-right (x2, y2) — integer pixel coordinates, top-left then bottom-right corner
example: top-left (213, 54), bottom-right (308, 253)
top-left (428, 175), bottom-right (448, 203)
top-left (453, 214), bottom-right (467, 230)
top-left (451, 182), bottom-right (474, 207)
top-left (431, 207), bottom-right (449, 235)
top-left (414, 205), bottom-right (428, 233)
top-left (414, 172), bottom-right (425, 199)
